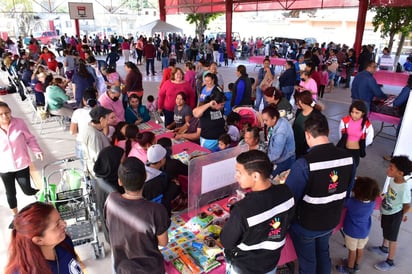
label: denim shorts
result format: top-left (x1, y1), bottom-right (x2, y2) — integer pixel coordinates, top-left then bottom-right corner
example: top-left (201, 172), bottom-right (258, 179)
top-left (328, 71), bottom-right (336, 80)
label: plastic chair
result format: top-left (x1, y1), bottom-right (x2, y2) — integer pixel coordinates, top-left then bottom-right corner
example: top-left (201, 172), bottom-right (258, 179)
top-left (34, 99), bottom-right (65, 134)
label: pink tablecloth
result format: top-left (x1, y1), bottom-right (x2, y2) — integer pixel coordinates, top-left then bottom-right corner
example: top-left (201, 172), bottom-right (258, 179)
top-left (139, 121), bottom-right (210, 192)
top-left (164, 197), bottom-right (297, 274)
top-left (139, 121), bottom-right (209, 154)
top-left (249, 56), bottom-right (288, 66)
top-left (374, 71), bottom-right (409, 87)
top-left (369, 111), bottom-right (400, 125)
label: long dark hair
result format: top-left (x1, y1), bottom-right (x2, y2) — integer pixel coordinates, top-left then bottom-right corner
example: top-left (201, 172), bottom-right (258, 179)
top-left (5, 202), bottom-right (78, 274)
top-left (82, 87), bottom-right (98, 107)
top-left (124, 124), bottom-right (139, 156)
top-left (294, 90), bottom-right (322, 111)
top-left (349, 100), bottom-right (369, 128)
top-left (136, 131), bottom-right (156, 148)
top-left (125, 61), bottom-right (141, 76)
top-left (204, 89), bottom-right (226, 104)
top-left (77, 59), bottom-right (92, 78)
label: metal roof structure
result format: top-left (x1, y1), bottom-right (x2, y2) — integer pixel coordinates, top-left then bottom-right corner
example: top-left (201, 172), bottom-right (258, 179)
top-left (162, 0), bottom-right (412, 15)
top-left (157, 0), bottom-right (412, 61)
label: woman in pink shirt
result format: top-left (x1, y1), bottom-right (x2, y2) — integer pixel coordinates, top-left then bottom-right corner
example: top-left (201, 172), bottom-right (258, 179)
top-left (158, 67), bottom-right (195, 127)
top-left (0, 102), bottom-right (43, 219)
top-left (338, 100), bottom-right (374, 167)
top-left (296, 71), bottom-right (318, 100)
top-left (184, 62), bottom-right (196, 93)
top-left (128, 131), bottom-right (156, 163)
top-left (102, 66), bottom-right (123, 90)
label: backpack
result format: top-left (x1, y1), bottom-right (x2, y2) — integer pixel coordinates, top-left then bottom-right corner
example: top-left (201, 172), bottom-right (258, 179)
top-left (396, 62), bottom-right (403, 72)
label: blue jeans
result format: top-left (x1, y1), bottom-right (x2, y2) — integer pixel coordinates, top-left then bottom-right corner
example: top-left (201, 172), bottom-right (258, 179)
top-left (254, 86), bottom-right (267, 110)
top-left (281, 86), bottom-right (294, 101)
top-left (161, 56), bottom-right (169, 70)
top-left (34, 91), bottom-right (45, 106)
top-left (146, 58), bottom-right (155, 75)
top-left (272, 155), bottom-right (295, 177)
top-left (75, 141), bottom-right (85, 172)
top-left (290, 223), bottom-right (333, 274)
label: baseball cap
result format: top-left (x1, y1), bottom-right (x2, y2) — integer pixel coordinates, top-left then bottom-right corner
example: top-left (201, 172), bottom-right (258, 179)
top-left (147, 144), bottom-right (167, 164)
top-left (109, 86), bottom-right (121, 94)
top-left (89, 106), bottom-right (112, 122)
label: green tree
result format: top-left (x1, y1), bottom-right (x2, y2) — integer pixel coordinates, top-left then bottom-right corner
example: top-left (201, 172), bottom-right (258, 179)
top-left (186, 13), bottom-right (221, 39)
top-left (2, 0), bottom-right (39, 37)
top-left (371, 6), bottom-right (412, 52)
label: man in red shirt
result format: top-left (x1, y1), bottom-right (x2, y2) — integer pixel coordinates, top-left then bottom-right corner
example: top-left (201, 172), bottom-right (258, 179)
top-left (143, 37), bottom-right (156, 76)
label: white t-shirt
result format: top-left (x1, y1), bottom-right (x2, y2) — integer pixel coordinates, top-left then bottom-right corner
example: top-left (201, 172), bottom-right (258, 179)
top-left (71, 107), bottom-right (92, 141)
top-left (381, 178), bottom-right (411, 215)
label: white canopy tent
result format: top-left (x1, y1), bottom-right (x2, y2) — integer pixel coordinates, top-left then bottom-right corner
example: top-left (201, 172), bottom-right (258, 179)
top-left (136, 20), bottom-right (183, 36)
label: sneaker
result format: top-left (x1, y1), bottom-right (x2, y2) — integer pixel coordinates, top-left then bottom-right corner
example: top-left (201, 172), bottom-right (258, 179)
top-left (335, 265), bottom-right (353, 273)
top-left (374, 260), bottom-right (395, 271)
top-left (369, 246), bottom-right (389, 256)
top-left (27, 188), bottom-right (39, 196)
top-left (341, 259), bottom-right (360, 272)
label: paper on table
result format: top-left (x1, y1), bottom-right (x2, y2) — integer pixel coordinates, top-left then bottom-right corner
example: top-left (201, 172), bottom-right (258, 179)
top-left (201, 157), bottom-right (237, 195)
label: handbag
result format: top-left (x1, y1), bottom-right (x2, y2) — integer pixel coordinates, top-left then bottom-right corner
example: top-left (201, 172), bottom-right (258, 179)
top-left (327, 62), bottom-right (339, 73)
top-left (359, 138), bottom-right (366, 158)
top-left (259, 70), bottom-right (273, 91)
top-left (336, 124), bottom-right (347, 148)
top-left (359, 126), bottom-right (367, 158)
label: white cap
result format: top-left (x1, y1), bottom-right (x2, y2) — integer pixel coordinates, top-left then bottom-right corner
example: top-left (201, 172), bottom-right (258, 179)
top-left (147, 144), bottom-right (167, 164)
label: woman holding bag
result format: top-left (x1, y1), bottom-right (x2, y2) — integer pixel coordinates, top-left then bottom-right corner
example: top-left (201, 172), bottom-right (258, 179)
top-left (278, 60), bottom-right (296, 101)
top-left (337, 100), bottom-right (374, 167)
top-left (254, 58), bottom-right (274, 110)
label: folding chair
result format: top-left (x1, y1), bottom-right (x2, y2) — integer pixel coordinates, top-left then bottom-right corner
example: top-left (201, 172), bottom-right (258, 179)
top-left (34, 99), bottom-right (65, 134)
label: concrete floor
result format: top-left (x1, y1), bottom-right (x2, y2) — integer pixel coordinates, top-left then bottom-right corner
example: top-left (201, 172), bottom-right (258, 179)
top-left (0, 56), bottom-right (411, 273)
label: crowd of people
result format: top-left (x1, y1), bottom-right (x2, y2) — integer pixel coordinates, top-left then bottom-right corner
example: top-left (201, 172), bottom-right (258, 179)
top-left (1, 32), bottom-right (412, 274)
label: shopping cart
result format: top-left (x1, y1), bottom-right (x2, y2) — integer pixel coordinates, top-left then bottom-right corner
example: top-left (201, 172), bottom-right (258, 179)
top-left (41, 157), bottom-right (105, 259)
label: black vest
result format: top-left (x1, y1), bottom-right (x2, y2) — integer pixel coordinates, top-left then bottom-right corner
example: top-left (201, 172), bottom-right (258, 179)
top-left (232, 75), bottom-right (252, 107)
top-left (298, 143), bottom-right (353, 231)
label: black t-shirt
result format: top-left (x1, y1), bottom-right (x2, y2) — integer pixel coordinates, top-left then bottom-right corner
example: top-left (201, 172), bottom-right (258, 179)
top-left (220, 184), bottom-right (295, 273)
top-left (105, 192), bottom-right (170, 273)
top-left (199, 108), bottom-right (226, 140)
top-left (173, 104), bottom-right (193, 128)
top-left (164, 158), bottom-right (188, 180)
